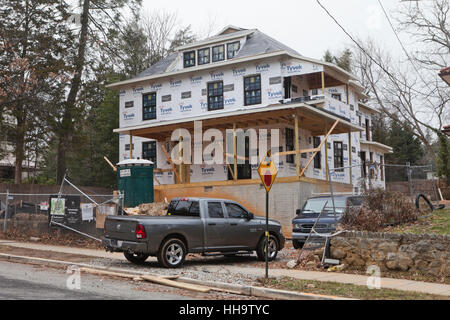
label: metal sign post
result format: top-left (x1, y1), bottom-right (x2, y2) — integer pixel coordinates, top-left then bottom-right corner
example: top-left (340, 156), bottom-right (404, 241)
top-left (257, 151), bottom-right (278, 279)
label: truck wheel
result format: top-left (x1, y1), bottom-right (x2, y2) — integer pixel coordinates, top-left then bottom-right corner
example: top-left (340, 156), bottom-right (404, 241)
top-left (256, 235), bottom-right (279, 261)
top-left (293, 240), bottom-right (304, 249)
top-left (158, 238), bottom-right (186, 268)
top-left (123, 252), bottom-right (149, 265)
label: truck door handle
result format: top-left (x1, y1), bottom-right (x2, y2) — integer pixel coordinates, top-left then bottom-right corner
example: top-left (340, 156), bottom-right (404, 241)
top-left (208, 223), bottom-right (216, 226)
top-left (230, 223), bottom-right (238, 226)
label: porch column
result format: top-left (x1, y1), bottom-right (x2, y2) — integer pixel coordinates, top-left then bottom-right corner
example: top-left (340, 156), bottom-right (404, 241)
top-left (346, 84), bottom-right (349, 104)
top-left (129, 132), bottom-right (133, 159)
top-left (179, 135), bottom-right (183, 184)
top-left (348, 132), bottom-right (352, 185)
top-left (295, 113), bottom-right (300, 178)
top-left (324, 123), bottom-right (329, 181)
top-left (321, 71), bottom-right (325, 95)
top-left (233, 122), bottom-right (237, 181)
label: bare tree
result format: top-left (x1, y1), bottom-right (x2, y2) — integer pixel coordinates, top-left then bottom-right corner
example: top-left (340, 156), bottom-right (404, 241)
top-left (396, 0), bottom-right (450, 70)
top-left (353, 37), bottom-right (449, 180)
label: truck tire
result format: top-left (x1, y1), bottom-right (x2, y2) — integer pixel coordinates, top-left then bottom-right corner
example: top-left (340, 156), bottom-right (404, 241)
top-left (123, 252), bottom-right (149, 265)
top-left (157, 238), bottom-right (187, 268)
top-left (256, 234), bottom-right (279, 261)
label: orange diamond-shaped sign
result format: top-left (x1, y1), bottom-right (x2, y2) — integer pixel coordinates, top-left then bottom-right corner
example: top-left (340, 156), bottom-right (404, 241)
top-left (258, 151), bottom-right (278, 193)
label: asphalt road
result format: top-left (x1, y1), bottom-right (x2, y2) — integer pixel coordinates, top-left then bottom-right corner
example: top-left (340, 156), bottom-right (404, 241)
top-left (0, 260), bottom-right (190, 300)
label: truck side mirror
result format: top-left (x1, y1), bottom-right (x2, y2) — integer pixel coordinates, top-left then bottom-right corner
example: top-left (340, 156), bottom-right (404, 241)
top-left (246, 212), bottom-right (254, 220)
top-left (296, 209), bottom-right (302, 216)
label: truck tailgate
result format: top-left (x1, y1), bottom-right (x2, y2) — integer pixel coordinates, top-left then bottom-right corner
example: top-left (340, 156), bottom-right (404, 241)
top-left (105, 217), bottom-right (139, 241)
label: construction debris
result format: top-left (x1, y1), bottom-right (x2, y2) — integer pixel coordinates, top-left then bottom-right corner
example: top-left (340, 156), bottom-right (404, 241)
top-left (123, 202), bottom-right (169, 216)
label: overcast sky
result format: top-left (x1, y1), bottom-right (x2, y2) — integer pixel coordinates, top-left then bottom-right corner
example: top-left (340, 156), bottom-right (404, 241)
top-left (142, 0), bottom-right (405, 60)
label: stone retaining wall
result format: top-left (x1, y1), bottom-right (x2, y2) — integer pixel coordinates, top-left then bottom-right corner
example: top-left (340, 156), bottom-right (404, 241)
top-left (330, 231), bottom-right (450, 277)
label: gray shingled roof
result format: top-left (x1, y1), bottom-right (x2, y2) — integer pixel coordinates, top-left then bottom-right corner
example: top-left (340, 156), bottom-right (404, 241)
top-left (132, 29), bottom-right (301, 80)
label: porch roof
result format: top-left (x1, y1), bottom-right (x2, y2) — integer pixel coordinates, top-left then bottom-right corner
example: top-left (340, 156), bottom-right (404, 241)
top-left (360, 140), bottom-right (393, 154)
top-left (115, 101), bottom-right (364, 140)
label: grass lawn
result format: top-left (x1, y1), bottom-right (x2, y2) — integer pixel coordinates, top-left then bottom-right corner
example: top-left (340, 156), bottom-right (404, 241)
top-left (384, 209), bottom-right (450, 235)
top-left (258, 277), bottom-right (449, 300)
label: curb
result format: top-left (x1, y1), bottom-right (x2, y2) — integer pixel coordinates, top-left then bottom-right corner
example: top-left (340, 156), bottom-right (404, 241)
top-left (0, 253), bottom-right (352, 300)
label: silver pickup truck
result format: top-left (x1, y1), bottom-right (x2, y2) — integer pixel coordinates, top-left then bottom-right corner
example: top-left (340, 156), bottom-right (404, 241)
top-left (103, 197), bottom-right (285, 268)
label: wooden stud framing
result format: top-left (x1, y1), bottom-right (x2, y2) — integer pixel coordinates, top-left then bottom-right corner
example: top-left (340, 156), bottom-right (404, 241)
top-left (300, 119), bottom-right (340, 178)
top-left (233, 123), bottom-right (237, 181)
top-left (129, 132), bottom-right (133, 159)
top-left (161, 144), bottom-right (181, 184)
top-left (321, 71), bottom-right (326, 95)
top-left (295, 113), bottom-right (300, 178)
top-left (324, 123), bottom-right (329, 181)
top-left (348, 132), bottom-right (352, 185)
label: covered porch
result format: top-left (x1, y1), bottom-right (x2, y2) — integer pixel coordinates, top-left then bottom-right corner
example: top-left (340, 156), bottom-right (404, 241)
top-left (115, 101), bottom-right (364, 187)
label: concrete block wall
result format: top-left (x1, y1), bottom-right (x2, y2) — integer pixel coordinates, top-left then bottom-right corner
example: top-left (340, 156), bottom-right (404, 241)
top-left (155, 179), bottom-right (352, 236)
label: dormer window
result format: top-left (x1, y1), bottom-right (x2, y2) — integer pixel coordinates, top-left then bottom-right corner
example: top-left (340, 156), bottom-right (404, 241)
top-left (212, 45), bottom-right (225, 62)
top-left (198, 48), bottom-right (210, 65)
top-left (183, 51), bottom-right (196, 68)
top-left (227, 41), bottom-right (240, 59)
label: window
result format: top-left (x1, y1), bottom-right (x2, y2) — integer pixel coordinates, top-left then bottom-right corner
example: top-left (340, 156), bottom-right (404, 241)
top-left (313, 137), bottom-right (321, 169)
top-left (142, 141), bottom-right (157, 166)
top-left (125, 144), bottom-right (134, 151)
top-left (360, 151), bottom-right (367, 177)
top-left (244, 75), bottom-right (261, 106)
top-left (208, 202), bottom-right (224, 218)
top-left (143, 92), bottom-right (157, 120)
top-left (212, 45), bottom-right (225, 62)
top-left (225, 203), bottom-right (247, 219)
top-left (207, 81), bottom-right (224, 111)
top-left (198, 48), bottom-right (210, 65)
top-left (227, 41), bottom-right (240, 59)
top-left (334, 142), bottom-right (344, 172)
top-left (365, 119), bottom-right (371, 141)
top-left (331, 93), bottom-right (342, 101)
top-left (359, 116), bottom-right (362, 138)
top-left (369, 152), bottom-right (374, 179)
top-left (311, 89), bottom-right (318, 95)
top-left (183, 51), bottom-right (196, 68)
top-left (125, 101), bottom-right (134, 108)
top-left (167, 200), bottom-right (200, 217)
top-left (285, 128), bottom-right (294, 164)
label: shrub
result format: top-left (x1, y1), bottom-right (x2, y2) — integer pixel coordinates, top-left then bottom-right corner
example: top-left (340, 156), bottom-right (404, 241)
top-left (341, 188), bottom-right (419, 232)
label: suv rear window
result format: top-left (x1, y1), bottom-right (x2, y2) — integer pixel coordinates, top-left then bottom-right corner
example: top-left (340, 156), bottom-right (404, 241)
top-left (168, 200), bottom-right (200, 217)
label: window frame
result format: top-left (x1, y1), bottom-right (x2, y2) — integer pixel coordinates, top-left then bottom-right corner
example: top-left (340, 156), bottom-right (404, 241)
top-left (313, 137), bottom-right (322, 169)
top-left (227, 41), bottom-right (240, 59)
top-left (333, 141), bottom-right (344, 172)
top-left (212, 44), bottom-right (225, 62)
top-left (142, 92), bottom-right (157, 121)
top-left (244, 74), bottom-right (262, 106)
top-left (285, 128), bottom-right (295, 164)
top-left (142, 141), bottom-right (157, 166)
top-left (207, 81), bottom-right (224, 111)
top-left (197, 47), bottom-right (210, 65)
top-left (183, 50), bottom-right (196, 68)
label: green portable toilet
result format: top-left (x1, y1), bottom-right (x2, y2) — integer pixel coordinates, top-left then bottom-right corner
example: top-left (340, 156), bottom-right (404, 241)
top-left (117, 159), bottom-right (154, 208)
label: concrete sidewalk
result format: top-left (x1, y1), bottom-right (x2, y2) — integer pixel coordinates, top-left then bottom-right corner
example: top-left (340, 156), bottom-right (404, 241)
top-left (1, 239), bottom-right (449, 297)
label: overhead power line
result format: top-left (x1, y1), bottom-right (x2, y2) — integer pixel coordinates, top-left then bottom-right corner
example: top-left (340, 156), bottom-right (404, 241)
top-left (315, 0), bottom-right (436, 100)
top-left (377, 0), bottom-right (434, 92)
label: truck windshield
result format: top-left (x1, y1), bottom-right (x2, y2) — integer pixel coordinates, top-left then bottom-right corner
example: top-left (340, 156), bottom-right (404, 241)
top-left (168, 200), bottom-right (200, 217)
top-left (302, 198), bottom-right (347, 215)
